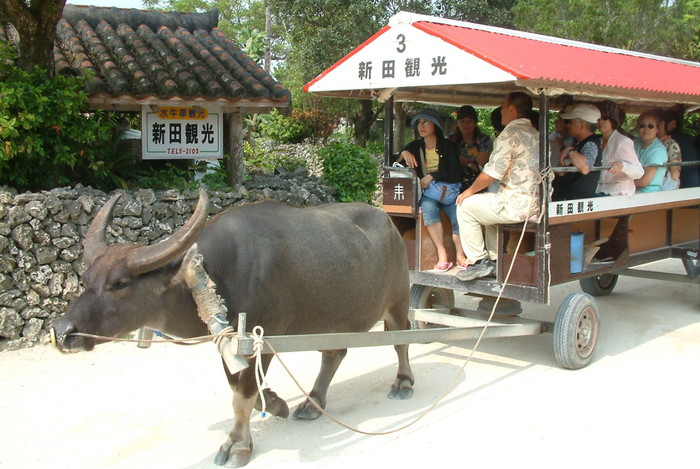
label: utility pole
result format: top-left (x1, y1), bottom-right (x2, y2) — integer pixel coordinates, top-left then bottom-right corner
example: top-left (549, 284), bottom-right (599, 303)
top-left (264, 5), bottom-right (271, 73)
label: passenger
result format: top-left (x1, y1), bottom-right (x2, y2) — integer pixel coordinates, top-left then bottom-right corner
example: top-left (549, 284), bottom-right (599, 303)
top-left (448, 105), bottom-right (493, 192)
top-left (666, 105), bottom-right (700, 188)
top-left (594, 101), bottom-right (643, 196)
top-left (528, 110), bottom-right (540, 131)
top-left (657, 109), bottom-right (682, 190)
top-left (396, 108), bottom-right (468, 271)
top-left (455, 92), bottom-right (539, 281)
top-left (551, 104), bottom-right (603, 201)
top-left (487, 106), bottom-right (505, 194)
top-left (550, 106), bottom-right (575, 168)
top-left (634, 110), bottom-right (668, 193)
top-left (490, 106), bottom-right (505, 137)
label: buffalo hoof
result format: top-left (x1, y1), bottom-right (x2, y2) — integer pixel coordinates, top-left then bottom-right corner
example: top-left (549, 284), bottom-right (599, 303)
top-left (293, 397), bottom-right (324, 420)
top-left (388, 377), bottom-right (414, 400)
top-left (256, 388), bottom-right (289, 418)
top-left (214, 438), bottom-right (252, 467)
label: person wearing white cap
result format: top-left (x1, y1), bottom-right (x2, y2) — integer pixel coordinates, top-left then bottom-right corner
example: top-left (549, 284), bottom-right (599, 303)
top-left (552, 103), bottom-right (603, 201)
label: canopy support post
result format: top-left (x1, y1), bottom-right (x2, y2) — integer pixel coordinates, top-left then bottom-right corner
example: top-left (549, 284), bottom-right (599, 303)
top-left (537, 93), bottom-right (551, 305)
top-left (383, 96), bottom-right (394, 166)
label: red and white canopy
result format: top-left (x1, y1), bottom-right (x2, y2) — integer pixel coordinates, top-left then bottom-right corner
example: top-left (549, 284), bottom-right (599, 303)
top-left (305, 11), bottom-right (700, 109)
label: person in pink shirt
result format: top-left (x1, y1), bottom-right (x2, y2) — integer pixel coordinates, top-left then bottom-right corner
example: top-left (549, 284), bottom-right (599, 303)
top-left (595, 101), bottom-right (644, 196)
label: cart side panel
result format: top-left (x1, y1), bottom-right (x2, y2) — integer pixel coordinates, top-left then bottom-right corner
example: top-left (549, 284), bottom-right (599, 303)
top-left (389, 215), bottom-right (419, 271)
top-left (672, 207), bottom-right (700, 245)
top-left (418, 211), bottom-right (456, 270)
top-left (628, 211), bottom-right (668, 253)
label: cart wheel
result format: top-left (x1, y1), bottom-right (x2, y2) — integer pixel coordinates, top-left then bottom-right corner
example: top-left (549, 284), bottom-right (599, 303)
top-left (579, 273), bottom-right (618, 296)
top-left (409, 284), bottom-right (454, 329)
top-left (553, 293), bottom-right (599, 370)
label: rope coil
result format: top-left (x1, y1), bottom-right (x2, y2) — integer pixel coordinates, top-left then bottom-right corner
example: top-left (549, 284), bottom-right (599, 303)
top-left (251, 326), bottom-right (268, 417)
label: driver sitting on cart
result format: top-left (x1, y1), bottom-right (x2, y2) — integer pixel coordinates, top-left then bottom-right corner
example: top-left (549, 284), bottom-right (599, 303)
top-left (455, 91), bottom-right (541, 281)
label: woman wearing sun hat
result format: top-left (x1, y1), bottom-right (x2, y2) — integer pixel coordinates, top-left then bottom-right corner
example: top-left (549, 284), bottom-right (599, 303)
top-left (397, 108), bottom-right (467, 271)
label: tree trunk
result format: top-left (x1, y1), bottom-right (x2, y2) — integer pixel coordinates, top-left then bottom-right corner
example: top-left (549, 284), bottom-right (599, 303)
top-left (352, 100), bottom-right (381, 147)
top-left (224, 111), bottom-right (245, 187)
top-left (0, 0), bottom-right (65, 75)
top-left (393, 101), bottom-right (407, 154)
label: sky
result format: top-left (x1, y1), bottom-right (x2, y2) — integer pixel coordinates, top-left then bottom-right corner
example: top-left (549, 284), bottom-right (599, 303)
top-left (66, 0), bottom-right (147, 9)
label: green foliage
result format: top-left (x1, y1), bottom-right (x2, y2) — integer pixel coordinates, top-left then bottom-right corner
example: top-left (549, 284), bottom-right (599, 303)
top-left (195, 159), bottom-right (230, 190)
top-left (243, 140), bottom-right (307, 174)
top-left (364, 139), bottom-right (384, 155)
top-left (0, 43), bottom-right (120, 191)
top-left (436, 0), bottom-right (517, 27)
top-left (237, 26), bottom-right (266, 62)
top-left (78, 133), bottom-right (144, 190)
top-left (257, 108), bottom-right (337, 144)
top-left (145, 1), bottom-right (286, 65)
top-left (513, 0), bottom-right (695, 60)
top-left (128, 157), bottom-right (231, 191)
top-left (318, 141), bottom-right (379, 203)
top-left (258, 109), bottom-right (310, 143)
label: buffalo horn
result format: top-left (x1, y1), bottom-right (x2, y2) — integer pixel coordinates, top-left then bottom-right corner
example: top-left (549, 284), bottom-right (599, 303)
top-left (127, 189), bottom-right (209, 276)
top-left (83, 193), bottom-right (122, 265)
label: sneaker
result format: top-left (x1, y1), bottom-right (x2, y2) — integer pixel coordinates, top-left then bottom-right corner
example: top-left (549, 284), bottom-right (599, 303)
top-left (456, 258), bottom-right (496, 281)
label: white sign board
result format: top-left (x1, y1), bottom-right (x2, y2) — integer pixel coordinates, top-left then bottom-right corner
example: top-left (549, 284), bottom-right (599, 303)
top-left (306, 22), bottom-right (515, 93)
top-left (141, 106), bottom-right (223, 160)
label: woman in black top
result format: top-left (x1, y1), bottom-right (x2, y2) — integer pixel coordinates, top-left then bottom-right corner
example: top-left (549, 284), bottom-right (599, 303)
top-left (397, 108), bottom-right (467, 271)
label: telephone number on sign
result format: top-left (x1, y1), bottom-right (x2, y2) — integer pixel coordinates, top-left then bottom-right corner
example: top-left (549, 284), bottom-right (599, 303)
top-left (166, 148), bottom-right (200, 155)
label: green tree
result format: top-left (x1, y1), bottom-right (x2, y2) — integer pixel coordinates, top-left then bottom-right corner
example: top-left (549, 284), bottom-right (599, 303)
top-left (0, 43), bottom-right (120, 191)
top-left (0, 0), bottom-right (66, 74)
top-left (513, 0), bottom-right (693, 59)
top-left (269, 0), bottom-right (517, 146)
top-left (436, 0), bottom-right (517, 27)
top-left (143, 0), bottom-right (283, 65)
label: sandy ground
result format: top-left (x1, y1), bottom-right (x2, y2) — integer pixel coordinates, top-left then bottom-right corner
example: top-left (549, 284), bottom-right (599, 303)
top-left (1, 258), bottom-right (699, 469)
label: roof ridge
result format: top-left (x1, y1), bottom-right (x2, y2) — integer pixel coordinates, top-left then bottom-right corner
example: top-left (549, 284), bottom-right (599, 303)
top-left (392, 10), bottom-right (700, 69)
top-left (62, 5), bottom-right (218, 33)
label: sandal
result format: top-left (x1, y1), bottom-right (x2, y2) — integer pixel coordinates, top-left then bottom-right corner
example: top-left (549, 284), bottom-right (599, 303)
top-left (456, 261), bottom-right (469, 271)
top-left (433, 261), bottom-right (453, 272)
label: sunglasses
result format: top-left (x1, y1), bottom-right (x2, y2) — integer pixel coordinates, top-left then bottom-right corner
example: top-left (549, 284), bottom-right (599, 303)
top-left (637, 123), bottom-right (656, 129)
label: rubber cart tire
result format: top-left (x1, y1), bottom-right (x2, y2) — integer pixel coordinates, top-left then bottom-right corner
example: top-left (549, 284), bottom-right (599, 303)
top-left (409, 284), bottom-right (454, 329)
top-left (579, 273), bottom-right (618, 296)
top-left (553, 292), bottom-right (599, 370)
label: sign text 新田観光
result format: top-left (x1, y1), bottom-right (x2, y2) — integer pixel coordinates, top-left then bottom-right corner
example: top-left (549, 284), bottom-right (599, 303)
top-left (142, 106), bottom-right (223, 160)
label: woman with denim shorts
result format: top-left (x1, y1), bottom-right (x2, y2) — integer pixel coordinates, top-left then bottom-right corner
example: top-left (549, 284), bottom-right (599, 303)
top-left (396, 108), bottom-right (467, 271)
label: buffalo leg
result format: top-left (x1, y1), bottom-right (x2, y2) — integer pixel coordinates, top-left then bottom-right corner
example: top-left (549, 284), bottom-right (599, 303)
top-left (215, 367), bottom-right (258, 467)
top-left (384, 299), bottom-right (415, 400)
top-left (293, 348), bottom-right (347, 420)
top-left (222, 356), bottom-right (289, 419)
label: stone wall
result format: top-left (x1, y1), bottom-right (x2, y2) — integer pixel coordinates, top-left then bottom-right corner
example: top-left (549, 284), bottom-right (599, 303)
top-left (0, 168), bottom-right (336, 350)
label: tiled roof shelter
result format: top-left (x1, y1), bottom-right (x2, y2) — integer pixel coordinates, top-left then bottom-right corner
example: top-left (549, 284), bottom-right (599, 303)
top-left (49, 5), bottom-right (290, 112)
top-left (0, 4), bottom-right (290, 184)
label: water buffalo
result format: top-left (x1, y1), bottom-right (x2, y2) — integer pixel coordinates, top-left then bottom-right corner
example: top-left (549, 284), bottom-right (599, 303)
top-left (51, 190), bottom-right (414, 467)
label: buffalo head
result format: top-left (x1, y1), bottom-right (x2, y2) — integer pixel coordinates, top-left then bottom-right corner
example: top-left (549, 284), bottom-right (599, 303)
top-left (52, 190), bottom-right (209, 351)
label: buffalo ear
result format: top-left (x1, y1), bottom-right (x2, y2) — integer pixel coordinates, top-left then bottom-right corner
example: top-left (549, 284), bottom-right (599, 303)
top-left (83, 194), bottom-right (122, 265)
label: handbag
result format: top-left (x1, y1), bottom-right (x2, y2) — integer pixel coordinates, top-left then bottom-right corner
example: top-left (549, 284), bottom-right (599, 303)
top-left (423, 180), bottom-right (461, 205)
